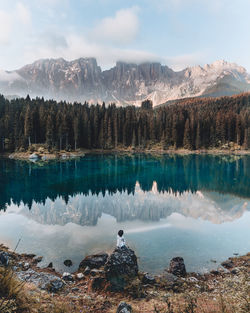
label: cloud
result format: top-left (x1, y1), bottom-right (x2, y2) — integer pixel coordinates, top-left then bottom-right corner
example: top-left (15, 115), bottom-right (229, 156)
top-left (24, 31), bottom-right (161, 69)
top-left (0, 3), bottom-right (31, 46)
top-left (0, 70), bottom-right (23, 82)
top-left (91, 7), bottom-right (139, 45)
top-left (16, 2), bottom-right (31, 25)
top-left (0, 10), bottom-right (12, 44)
top-left (155, 0), bottom-right (227, 12)
top-left (165, 52), bottom-right (207, 71)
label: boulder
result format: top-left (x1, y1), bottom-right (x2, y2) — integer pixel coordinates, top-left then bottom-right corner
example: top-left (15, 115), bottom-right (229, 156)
top-left (0, 251), bottom-right (9, 266)
top-left (117, 302), bottom-right (132, 313)
top-left (16, 269), bottom-right (64, 292)
top-left (168, 257), bottom-right (186, 277)
top-left (47, 262), bottom-right (53, 268)
top-left (105, 247), bottom-right (138, 291)
top-left (79, 252), bottom-right (108, 270)
top-left (64, 259), bottom-right (73, 267)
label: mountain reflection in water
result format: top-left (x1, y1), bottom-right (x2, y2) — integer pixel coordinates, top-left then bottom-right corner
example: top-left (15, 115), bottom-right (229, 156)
top-left (0, 154), bottom-right (250, 273)
top-left (1, 154), bottom-right (250, 225)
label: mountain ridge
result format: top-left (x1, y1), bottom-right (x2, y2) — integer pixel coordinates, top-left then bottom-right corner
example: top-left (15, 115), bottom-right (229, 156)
top-left (0, 58), bottom-right (250, 106)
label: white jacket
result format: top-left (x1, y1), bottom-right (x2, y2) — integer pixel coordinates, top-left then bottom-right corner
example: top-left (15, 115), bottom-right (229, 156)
top-left (117, 235), bottom-right (126, 248)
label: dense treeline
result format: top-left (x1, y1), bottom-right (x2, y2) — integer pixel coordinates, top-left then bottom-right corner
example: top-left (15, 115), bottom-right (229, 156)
top-left (0, 93), bottom-right (250, 152)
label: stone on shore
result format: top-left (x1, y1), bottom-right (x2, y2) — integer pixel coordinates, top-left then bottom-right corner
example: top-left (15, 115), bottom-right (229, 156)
top-left (142, 273), bottom-right (156, 285)
top-left (116, 302), bottom-right (133, 313)
top-left (221, 260), bottom-right (234, 269)
top-left (105, 247), bottom-right (138, 291)
top-left (0, 251), bottom-right (9, 266)
top-left (79, 252), bottom-right (108, 270)
top-left (16, 269), bottom-right (64, 292)
top-left (168, 257), bottom-right (186, 277)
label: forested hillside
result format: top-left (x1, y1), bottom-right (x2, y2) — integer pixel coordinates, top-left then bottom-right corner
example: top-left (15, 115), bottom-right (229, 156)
top-left (0, 93), bottom-right (249, 152)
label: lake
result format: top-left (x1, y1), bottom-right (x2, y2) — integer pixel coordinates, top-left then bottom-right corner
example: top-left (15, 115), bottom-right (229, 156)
top-left (0, 154), bottom-right (250, 274)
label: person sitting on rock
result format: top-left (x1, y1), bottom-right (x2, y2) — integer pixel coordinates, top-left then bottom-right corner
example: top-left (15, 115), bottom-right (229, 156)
top-left (117, 230), bottom-right (126, 249)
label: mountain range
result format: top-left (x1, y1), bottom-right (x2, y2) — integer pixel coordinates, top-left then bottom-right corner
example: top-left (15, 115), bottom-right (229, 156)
top-left (1, 58), bottom-right (250, 106)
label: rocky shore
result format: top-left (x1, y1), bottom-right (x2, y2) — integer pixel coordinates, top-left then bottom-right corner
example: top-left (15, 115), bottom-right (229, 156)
top-left (0, 244), bottom-right (249, 313)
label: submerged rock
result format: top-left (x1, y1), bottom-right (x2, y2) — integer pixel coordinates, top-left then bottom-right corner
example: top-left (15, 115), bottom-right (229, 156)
top-left (105, 247), bottom-right (138, 291)
top-left (64, 259), bottom-right (73, 267)
top-left (47, 262), bottom-right (53, 268)
top-left (168, 257), bottom-right (186, 277)
top-left (79, 252), bottom-right (108, 270)
top-left (116, 302), bottom-right (132, 313)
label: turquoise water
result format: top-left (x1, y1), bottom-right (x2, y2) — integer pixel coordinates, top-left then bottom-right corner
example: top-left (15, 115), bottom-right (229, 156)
top-left (0, 154), bottom-right (250, 273)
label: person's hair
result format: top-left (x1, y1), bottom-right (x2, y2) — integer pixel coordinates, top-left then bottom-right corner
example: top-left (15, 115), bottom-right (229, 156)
top-left (118, 230), bottom-right (124, 237)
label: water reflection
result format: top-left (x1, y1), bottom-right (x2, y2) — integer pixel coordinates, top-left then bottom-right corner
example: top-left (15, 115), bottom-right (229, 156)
top-left (6, 182), bottom-right (250, 226)
top-left (1, 154), bottom-right (250, 209)
top-left (0, 154), bottom-right (250, 273)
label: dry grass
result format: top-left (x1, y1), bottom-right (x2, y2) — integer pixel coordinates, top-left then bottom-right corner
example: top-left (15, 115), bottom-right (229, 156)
top-left (0, 266), bottom-right (32, 312)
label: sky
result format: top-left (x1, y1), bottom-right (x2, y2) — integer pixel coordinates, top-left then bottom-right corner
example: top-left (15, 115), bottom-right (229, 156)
top-left (0, 0), bottom-right (250, 72)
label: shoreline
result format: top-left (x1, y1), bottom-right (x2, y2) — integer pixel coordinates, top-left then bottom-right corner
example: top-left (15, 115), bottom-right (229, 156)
top-left (1, 147), bottom-right (250, 161)
top-left (0, 243), bottom-right (249, 312)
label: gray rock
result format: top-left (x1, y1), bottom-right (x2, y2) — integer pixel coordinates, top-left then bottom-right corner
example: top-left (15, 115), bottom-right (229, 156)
top-left (62, 272), bottom-right (74, 281)
top-left (16, 269), bottom-right (64, 292)
top-left (142, 273), bottom-right (156, 285)
top-left (168, 257), bottom-right (186, 277)
top-left (160, 272), bottom-right (180, 290)
top-left (29, 153), bottom-right (40, 160)
top-left (90, 269), bottom-right (104, 277)
top-left (71, 287), bottom-right (79, 292)
top-left (230, 268), bottom-right (239, 275)
top-left (210, 270), bottom-right (220, 275)
top-left (49, 279), bottom-right (64, 293)
top-left (47, 262), bottom-right (53, 268)
top-left (221, 260), bottom-right (233, 269)
top-left (76, 273), bottom-right (84, 280)
top-left (0, 251), bottom-right (9, 266)
top-left (64, 259), bottom-right (73, 267)
top-left (23, 262), bottom-right (30, 270)
top-left (33, 256), bottom-right (43, 264)
top-left (83, 266), bottom-right (91, 275)
top-left (79, 252), bottom-right (108, 269)
top-left (105, 247), bottom-right (138, 291)
top-left (117, 302), bottom-right (132, 313)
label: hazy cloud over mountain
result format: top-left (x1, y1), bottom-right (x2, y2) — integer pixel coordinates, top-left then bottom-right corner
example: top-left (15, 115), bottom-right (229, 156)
top-left (0, 0), bottom-right (249, 72)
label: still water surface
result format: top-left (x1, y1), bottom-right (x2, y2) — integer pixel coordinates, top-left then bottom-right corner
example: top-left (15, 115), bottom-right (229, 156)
top-left (0, 154), bottom-right (249, 274)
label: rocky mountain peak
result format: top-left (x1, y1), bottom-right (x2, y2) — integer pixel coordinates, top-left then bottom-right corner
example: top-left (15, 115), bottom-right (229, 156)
top-left (0, 58), bottom-right (249, 106)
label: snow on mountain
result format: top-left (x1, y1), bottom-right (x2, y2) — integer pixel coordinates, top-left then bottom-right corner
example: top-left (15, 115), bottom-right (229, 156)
top-left (0, 58), bottom-right (249, 106)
